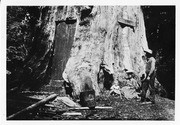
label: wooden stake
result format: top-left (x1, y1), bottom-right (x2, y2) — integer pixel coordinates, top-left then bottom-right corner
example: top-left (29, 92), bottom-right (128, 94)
top-left (7, 94), bottom-right (58, 120)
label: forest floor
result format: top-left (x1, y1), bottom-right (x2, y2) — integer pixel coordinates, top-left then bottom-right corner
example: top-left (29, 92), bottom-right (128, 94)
top-left (7, 84), bottom-right (175, 120)
top-left (43, 93), bottom-right (175, 120)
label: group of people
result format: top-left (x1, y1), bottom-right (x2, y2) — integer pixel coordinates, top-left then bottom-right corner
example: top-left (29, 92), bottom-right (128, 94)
top-left (110, 51), bottom-right (156, 104)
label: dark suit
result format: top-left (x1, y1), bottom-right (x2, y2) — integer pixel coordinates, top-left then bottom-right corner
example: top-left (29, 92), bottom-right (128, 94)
top-left (141, 57), bottom-right (156, 103)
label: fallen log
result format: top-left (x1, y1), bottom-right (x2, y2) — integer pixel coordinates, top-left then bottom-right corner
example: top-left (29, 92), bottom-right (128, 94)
top-left (7, 94), bottom-right (58, 120)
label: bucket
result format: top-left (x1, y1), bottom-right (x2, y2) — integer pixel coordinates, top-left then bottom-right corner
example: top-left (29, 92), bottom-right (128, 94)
top-left (79, 90), bottom-right (96, 109)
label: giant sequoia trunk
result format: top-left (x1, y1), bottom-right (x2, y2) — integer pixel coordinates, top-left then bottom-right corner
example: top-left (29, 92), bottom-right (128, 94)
top-left (60, 6), bottom-right (152, 96)
top-left (7, 6), bottom-right (174, 99)
top-left (7, 6), bottom-right (151, 95)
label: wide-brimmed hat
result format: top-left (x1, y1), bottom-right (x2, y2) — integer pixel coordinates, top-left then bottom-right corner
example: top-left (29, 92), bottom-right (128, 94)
top-left (145, 49), bottom-right (152, 54)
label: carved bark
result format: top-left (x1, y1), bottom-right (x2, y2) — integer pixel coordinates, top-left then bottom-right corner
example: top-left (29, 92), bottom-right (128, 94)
top-left (61, 6), bottom-right (151, 96)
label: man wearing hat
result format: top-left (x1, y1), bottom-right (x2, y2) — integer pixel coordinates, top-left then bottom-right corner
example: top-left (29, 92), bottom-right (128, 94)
top-left (140, 50), bottom-right (156, 104)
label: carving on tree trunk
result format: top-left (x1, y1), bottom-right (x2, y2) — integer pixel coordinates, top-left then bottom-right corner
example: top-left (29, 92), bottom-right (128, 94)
top-left (60, 6), bottom-right (151, 97)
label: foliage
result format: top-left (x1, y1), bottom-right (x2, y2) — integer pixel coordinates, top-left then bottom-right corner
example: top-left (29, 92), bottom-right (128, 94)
top-left (7, 6), bottom-right (54, 90)
top-left (7, 6), bottom-right (40, 70)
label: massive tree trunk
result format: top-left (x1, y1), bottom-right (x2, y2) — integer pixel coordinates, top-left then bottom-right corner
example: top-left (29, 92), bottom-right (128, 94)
top-left (61, 6), bottom-right (151, 96)
top-left (7, 6), bottom-right (175, 100)
top-left (7, 6), bottom-right (173, 99)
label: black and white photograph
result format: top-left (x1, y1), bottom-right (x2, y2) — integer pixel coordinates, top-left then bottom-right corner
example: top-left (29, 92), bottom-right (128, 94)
top-left (0, 0), bottom-right (178, 123)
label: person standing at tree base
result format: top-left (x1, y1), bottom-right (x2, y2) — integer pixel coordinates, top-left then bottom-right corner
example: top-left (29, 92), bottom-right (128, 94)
top-left (140, 52), bottom-right (156, 104)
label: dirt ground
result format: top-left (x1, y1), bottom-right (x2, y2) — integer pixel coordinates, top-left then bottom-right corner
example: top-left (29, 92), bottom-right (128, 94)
top-left (33, 91), bottom-right (175, 120)
top-left (7, 84), bottom-right (174, 120)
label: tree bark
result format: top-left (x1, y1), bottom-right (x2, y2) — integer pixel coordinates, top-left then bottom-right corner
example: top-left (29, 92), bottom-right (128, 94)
top-left (62, 6), bottom-right (151, 96)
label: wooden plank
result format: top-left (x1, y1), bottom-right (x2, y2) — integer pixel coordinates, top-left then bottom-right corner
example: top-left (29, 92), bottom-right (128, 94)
top-left (69, 106), bottom-right (113, 110)
top-left (62, 112), bottom-right (82, 116)
top-left (21, 91), bottom-right (54, 95)
top-left (44, 104), bottom-right (55, 108)
top-left (7, 94), bottom-right (58, 120)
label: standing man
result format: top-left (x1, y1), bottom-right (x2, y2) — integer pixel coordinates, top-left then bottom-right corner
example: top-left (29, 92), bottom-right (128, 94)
top-left (141, 52), bottom-right (156, 104)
